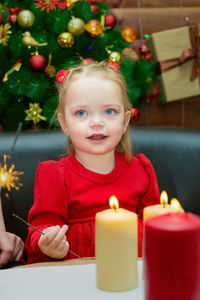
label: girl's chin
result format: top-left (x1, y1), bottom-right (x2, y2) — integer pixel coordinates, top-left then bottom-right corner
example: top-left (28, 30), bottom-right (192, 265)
top-left (75, 148), bottom-right (115, 156)
top-left (87, 138), bottom-right (108, 145)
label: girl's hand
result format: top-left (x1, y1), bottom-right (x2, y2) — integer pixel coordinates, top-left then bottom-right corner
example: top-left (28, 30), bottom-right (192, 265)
top-left (38, 225), bottom-right (69, 260)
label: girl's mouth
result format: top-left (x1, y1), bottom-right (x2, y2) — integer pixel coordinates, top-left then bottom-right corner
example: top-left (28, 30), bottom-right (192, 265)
top-left (87, 134), bottom-right (108, 140)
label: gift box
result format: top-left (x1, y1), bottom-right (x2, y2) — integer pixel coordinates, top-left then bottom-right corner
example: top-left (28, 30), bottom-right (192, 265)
top-left (148, 25), bottom-right (200, 102)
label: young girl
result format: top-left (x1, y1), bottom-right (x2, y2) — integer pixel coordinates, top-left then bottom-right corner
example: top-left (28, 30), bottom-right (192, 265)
top-left (25, 62), bottom-right (159, 264)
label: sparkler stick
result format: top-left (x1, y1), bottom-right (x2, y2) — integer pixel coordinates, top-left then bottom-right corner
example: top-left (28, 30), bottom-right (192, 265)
top-left (12, 213), bottom-right (80, 258)
top-left (9, 122), bottom-right (23, 157)
top-left (12, 213), bottom-right (44, 235)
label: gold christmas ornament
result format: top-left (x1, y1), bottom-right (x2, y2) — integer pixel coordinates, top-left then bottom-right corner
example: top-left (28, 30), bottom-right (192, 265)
top-left (57, 32), bottom-right (74, 48)
top-left (17, 10), bottom-right (35, 28)
top-left (85, 19), bottom-right (103, 37)
top-left (45, 64), bottom-right (56, 77)
top-left (44, 54), bottom-right (56, 77)
top-left (108, 51), bottom-right (123, 64)
top-left (122, 47), bottom-right (139, 62)
top-left (0, 23), bottom-right (12, 47)
top-left (121, 27), bottom-right (137, 43)
top-left (22, 31), bottom-right (47, 47)
top-left (68, 18), bottom-right (85, 36)
top-left (25, 103), bottom-right (46, 125)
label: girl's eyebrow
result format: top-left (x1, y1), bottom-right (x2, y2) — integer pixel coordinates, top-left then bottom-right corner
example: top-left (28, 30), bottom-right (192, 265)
top-left (70, 104), bottom-right (121, 111)
top-left (70, 105), bottom-right (88, 110)
top-left (103, 104), bottom-right (121, 109)
top-left (103, 104), bottom-right (121, 107)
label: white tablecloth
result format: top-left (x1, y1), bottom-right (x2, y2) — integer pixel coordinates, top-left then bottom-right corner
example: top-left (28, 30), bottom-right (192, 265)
top-left (0, 259), bottom-right (144, 300)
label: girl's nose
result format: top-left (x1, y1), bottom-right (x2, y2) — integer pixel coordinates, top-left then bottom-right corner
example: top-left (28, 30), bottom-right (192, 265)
top-left (89, 116), bottom-right (104, 128)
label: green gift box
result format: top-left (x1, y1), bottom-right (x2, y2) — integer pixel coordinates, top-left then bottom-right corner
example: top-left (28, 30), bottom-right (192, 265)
top-left (148, 25), bottom-right (200, 102)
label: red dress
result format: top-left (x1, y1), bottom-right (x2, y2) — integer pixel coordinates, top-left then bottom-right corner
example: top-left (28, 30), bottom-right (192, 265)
top-left (25, 152), bottom-right (159, 264)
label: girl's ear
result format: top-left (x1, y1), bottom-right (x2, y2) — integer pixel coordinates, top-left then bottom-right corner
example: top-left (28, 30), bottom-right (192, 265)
top-left (57, 113), bottom-right (69, 136)
top-left (123, 110), bottom-right (131, 133)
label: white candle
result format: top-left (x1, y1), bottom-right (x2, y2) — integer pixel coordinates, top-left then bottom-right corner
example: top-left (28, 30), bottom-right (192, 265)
top-left (95, 196), bottom-right (138, 292)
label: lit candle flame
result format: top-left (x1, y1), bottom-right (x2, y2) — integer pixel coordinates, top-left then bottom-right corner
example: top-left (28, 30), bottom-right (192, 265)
top-left (170, 198), bottom-right (182, 209)
top-left (109, 195), bottom-right (119, 210)
top-left (160, 190), bottom-right (168, 206)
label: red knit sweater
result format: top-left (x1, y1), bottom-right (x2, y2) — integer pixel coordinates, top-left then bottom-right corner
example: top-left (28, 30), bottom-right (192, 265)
top-left (25, 152), bottom-right (159, 264)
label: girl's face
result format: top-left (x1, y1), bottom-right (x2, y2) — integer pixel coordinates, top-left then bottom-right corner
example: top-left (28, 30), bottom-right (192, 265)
top-left (58, 76), bottom-right (130, 157)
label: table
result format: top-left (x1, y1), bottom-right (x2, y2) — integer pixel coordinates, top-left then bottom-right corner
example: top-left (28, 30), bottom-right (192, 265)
top-left (0, 259), bottom-right (144, 300)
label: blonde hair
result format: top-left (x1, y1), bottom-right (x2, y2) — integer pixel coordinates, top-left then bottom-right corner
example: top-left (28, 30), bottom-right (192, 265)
top-left (56, 61), bottom-right (132, 160)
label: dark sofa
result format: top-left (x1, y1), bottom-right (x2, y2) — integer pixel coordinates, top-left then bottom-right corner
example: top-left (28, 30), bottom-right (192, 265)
top-left (0, 126), bottom-right (200, 242)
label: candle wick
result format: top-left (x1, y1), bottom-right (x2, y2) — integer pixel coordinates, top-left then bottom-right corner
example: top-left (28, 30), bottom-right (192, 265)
top-left (114, 207), bottom-right (117, 212)
top-left (163, 203), bottom-right (165, 208)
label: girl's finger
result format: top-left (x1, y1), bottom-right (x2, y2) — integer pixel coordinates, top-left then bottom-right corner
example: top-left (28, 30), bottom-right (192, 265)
top-left (56, 239), bottom-right (69, 251)
top-left (42, 226), bottom-right (60, 245)
top-left (58, 241), bottom-right (69, 258)
top-left (42, 225), bottom-right (59, 234)
top-left (60, 224), bottom-right (68, 234)
top-left (48, 226), bottom-right (68, 249)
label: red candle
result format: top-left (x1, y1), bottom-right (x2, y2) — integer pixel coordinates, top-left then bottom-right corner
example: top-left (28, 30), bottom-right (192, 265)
top-left (144, 213), bottom-right (200, 300)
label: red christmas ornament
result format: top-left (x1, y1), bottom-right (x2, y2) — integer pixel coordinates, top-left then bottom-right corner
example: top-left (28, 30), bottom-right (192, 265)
top-left (131, 107), bottom-right (140, 122)
top-left (5, 7), bottom-right (22, 24)
top-left (8, 14), bottom-right (17, 24)
top-left (29, 54), bottom-right (47, 71)
top-left (105, 14), bottom-right (117, 29)
top-left (91, 4), bottom-right (99, 14)
top-left (0, 14), bottom-right (3, 25)
top-left (145, 53), bottom-right (152, 59)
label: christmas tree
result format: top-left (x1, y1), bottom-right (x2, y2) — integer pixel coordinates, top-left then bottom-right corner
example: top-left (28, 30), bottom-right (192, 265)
top-left (0, 0), bottom-right (161, 131)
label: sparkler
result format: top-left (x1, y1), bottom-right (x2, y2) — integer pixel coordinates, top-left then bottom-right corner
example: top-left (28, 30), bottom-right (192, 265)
top-left (0, 122), bottom-right (23, 196)
top-left (0, 154), bottom-right (24, 192)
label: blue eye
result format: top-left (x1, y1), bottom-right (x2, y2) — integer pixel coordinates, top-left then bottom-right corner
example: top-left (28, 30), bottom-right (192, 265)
top-left (76, 110), bottom-right (86, 117)
top-left (105, 109), bottom-right (115, 116)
